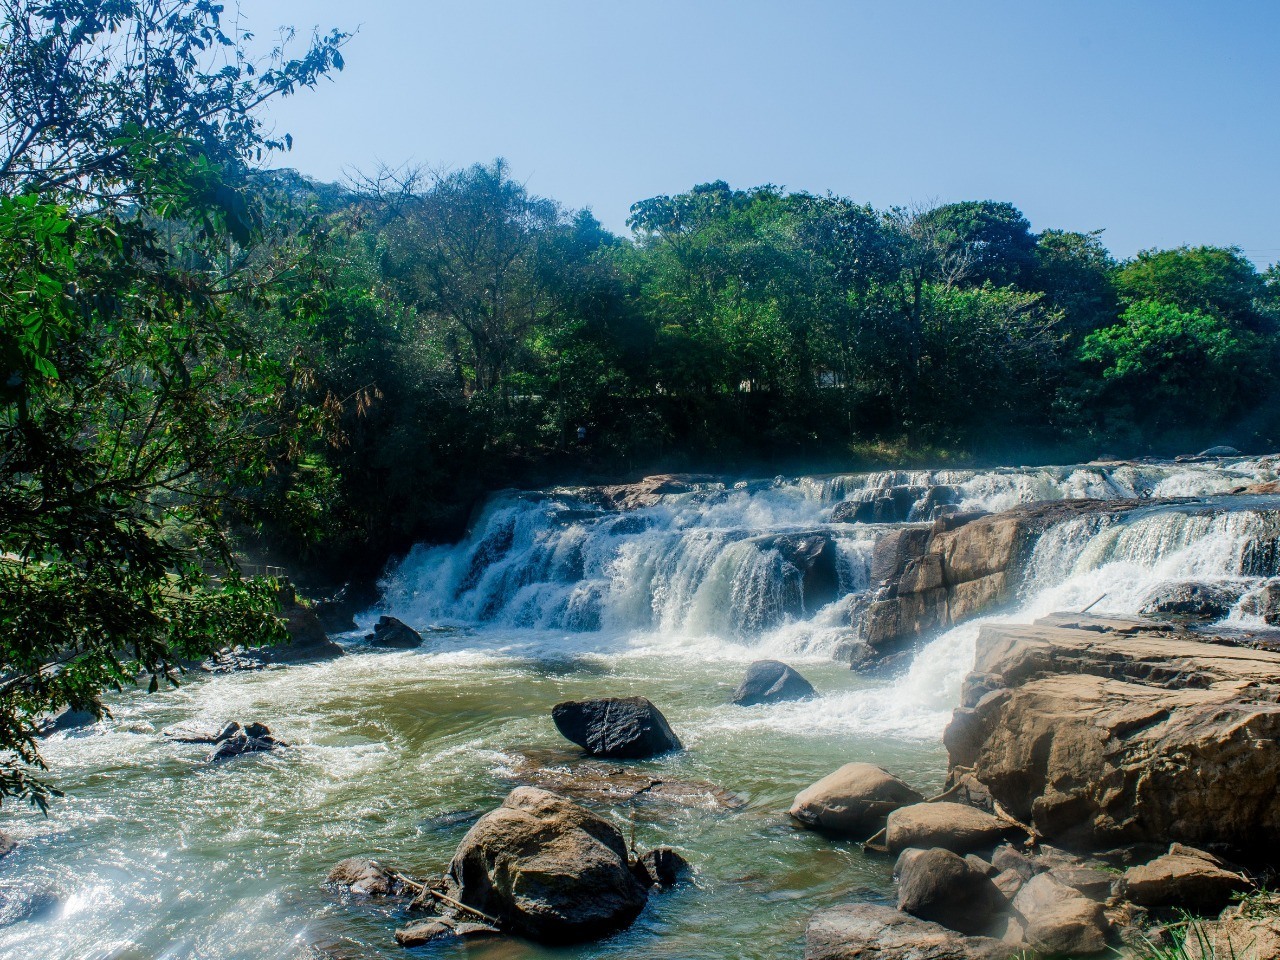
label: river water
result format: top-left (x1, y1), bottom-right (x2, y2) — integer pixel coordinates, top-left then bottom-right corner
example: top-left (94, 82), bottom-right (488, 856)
top-left (3, 459), bottom-right (1279, 960)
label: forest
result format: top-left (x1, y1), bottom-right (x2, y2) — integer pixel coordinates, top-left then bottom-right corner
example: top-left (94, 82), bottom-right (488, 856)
top-left (2, 1), bottom-right (1279, 806)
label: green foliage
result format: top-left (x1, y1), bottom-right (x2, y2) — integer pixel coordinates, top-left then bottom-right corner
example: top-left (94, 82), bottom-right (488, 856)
top-left (0, 0), bottom-right (346, 807)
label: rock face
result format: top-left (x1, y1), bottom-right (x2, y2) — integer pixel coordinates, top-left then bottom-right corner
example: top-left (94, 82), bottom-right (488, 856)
top-left (894, 847), bottom-right (1006, 936)
top-left (1139, 580), bottom-right (1245, 619)
top-left (851, 500), bottom-right (1159, 666)
top-left (732, 660), bottom-right (816, 706)
top-left (1120, 845), bottom-right (1249, 912)
top-left (366, 615), bottom-right (423, 649)
top-left (885, 802), bottom-right (1013, 854)
top-left (1011, 872), bottom-right (1110, 955)
top-left (789, 763), bottom-right (923, 837)
top-left (945, 613), bottom-right (1280, 852)
top-left (445, 787), bottom-right (649, 944)
top-left (755, 532), bottom-right (842, 612)
top-left (805, 903), bottom-right (1011, 960)
top-left (598, 474), bottom-right (717, 511)
top-left (551, 697), bottom-right (682, 759)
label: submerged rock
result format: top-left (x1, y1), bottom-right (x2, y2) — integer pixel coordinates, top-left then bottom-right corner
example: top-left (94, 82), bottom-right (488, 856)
top-left (894, 847), bottom-right (1006, 936)
top-left (444, 786), bottom-right (649, 944)
top-left (632, 847), bottom-right (690, 889)
top-left (789, 763), bottom-right (923, 837)
top-left (805, 903), bottom-right (1011, 960)
top-left (885, 802), bottom-right (1013, 854)
top-left (732, 660), bottom-right (816, 706)
top-left (192, 721), bottom-right (287, 761)
top-left (326, 857), bottom-right (413, 898)
top-left (551, 696), bottom-right (682, 759)
top-left (501, 748), bottom-right (742, 809)
top-left (395, 918), bottom-right (501, 947)
top-left (366, 615), bottom-right (423, 649)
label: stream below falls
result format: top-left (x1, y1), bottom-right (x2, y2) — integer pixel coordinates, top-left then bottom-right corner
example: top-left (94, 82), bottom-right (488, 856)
top-left (4, 458), bottom-right (1280, 960)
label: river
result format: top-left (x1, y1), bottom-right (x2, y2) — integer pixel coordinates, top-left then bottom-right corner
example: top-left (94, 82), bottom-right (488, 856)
top-left (3, 458), bottom-right (1278, 960)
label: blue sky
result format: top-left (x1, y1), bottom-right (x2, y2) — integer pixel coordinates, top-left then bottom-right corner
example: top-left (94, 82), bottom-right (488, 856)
top-left (255, 1), bottom-right (1279, 265)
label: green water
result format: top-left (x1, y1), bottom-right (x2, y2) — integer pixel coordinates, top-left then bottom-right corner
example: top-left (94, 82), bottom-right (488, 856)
top-left (0, 641), bottom-right (952, 960)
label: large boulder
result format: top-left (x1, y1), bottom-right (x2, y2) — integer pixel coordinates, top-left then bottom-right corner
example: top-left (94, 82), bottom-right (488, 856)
top-left (945, 613), bottom-right (1280, 851)
top-left (755, 532), bottom-right (842, 611)
top-left (366, 615), bottom-right (423, 649)
top-left (894, 847), bottom-right (1007, 936)
top-left (789, 763), bottom-right (923, 837)
top-left (445, 787), bottom-right (649, 944)
top-left (732, 660), bottom-right (816, 706)
top-left (551, 697), bottom-right (682, 759)
top-left (885, 802), bottom-right (1013, 854)
top-left (1119, 845), bottom-right (1250, 912)
top-left (804, 903), bottom-right (1011, 960)
top-left (1010, 872), bottom-right (1110, 956)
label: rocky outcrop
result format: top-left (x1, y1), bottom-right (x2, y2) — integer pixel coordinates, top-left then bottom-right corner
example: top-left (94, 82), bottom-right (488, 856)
top-left (805, 903), bottom-right (1012, 960)
top-left (885, 802), bottom-right (1014, 854)
top-left (444, 787), bottom-right (649, 944)
top-left (597, 474), bottom-right (717, 511)
top-left (945, 613), bottom-right (1280, 853)
top-left (789, 763), bottom-right (922, 837)
top-left (847, 499), bottom-right (1160, 666)
top-left (207, 722), bottom-right (286, 762)
top-left (366, 615), bottom-right (423, 649)
top-left (551, 697), bottom-right (682, 759)
top-left (755, 532), bottom-right (842, 612)
top-left (732, 660), bottom-right (815, 706)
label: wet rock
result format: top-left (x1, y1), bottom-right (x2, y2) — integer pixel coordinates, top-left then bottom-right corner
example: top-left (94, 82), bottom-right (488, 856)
top-left (598, 474), bottom-right (717, 511)
top-left (632, 847), bottom-right (690, 889)
top-left (830, 499), bottom-right (870, 524)
top-left (164, 720), bottom-right (242, 744)
top-left (0, 833), bottom-right (14, 860)
top-left (732, 659), bottom-right (816, 706)
top-left (885, 802), bottom-right (1014, 854)
top-left (551, 697), bottom-right (682, 759)
top-left (804, 903), bottom-right (1012, 960)
top-left (756, 532), bottom-right (842, 611)
top-left (789, 763), bottom-right (923, 837)
top-left (395, 917), bottom-right (501, 947)
top-left (206, 722), bottom-right (286, 761)
top-left (35, 704), bottom-right (100, 737)
top-left (366, 615), bottom-right (423, 649)
top-left (326, 857), bottom-right (412, 897)
top-left (1139, 580), bottom-right (1246, 619)
top-left (1240, 579), bottom-right (1280, 625)
top-left (500, 748), bottom-right (741, 809)
top-left (945, 614), bottom-right (1280, 851)
top-left (895, 847), bottom-right (1007, 936)
top-left (1010, 871), bottom-right (1110, 956)
top-left (1199, 446), bottom-right (1242, 457)
top-left (444, 786), bottom-right (649, 944)
top-left (1120, 844), bottom-right (1249, 912)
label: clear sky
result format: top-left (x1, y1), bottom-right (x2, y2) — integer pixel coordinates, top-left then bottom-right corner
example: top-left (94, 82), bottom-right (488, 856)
top-left (253, 0), bottom-right (1279, 265)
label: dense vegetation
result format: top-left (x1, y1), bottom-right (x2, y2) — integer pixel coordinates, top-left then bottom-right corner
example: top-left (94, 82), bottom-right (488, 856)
top-left (1, 0), bottom-right (1277, 805)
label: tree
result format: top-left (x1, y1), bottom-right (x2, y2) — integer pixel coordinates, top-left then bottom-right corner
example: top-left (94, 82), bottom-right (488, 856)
top-left (0, 0), bottom-right (346, 808)
top-left (1114, 246), bottom-right (1270, 333)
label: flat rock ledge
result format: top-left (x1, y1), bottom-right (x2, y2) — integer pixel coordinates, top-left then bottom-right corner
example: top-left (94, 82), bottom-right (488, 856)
top-left (945, 612), bottom-right (1280, 852)
top-left (805, 903), bottom-right (1011, 960)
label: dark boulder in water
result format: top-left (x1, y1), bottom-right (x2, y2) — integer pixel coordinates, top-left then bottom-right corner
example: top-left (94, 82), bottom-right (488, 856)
top-left (1199, 446), bottom-right (1242, 457)
top-left (182, 721), bottom-right (288, 762)
top-left (35, 704), bottom-right (100, 737)
top-left (551, 696), bottom-right (682, 759)
top-left (366, 615), bottom-right (423, 649)
top-left (444, 786), bottom-right (649, 943)
top-left (755, 531), bottom-right (842, 611)
top-left (732, 659), bottom-right (816, 706)
top-left (632, 847), bottom-right (690, 889)
top-left (1139, 580), bottom-right (1245, 619)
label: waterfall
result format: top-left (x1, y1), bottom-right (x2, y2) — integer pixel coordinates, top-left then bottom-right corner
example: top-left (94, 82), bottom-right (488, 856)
top-left (378, 459), bottom-right (1274, 658)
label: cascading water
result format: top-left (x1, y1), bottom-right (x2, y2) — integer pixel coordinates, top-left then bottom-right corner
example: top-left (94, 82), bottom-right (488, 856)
top-left (5, 458), bottom-right (1279, 960)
